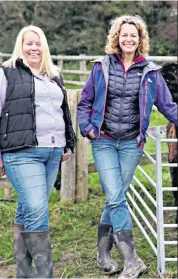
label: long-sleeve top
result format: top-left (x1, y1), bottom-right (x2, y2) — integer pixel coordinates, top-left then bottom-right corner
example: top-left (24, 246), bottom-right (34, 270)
top-left (0, 68), bottom-right (66, 155)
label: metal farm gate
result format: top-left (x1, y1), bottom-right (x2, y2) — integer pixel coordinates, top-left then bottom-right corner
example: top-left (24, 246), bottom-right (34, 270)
top-left (127, 126), bottom-right (178, 276)
top-left (0, 125), bottom-right (177, 276)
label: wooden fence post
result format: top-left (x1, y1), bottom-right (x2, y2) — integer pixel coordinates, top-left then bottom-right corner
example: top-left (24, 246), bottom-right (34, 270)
top-left (76, 90), bottom-right (89, 202)
top-left (4, 188), bottom-right (12, 200)
top-left (60, 90), bottom-right (77, 202)
top-left (57, 59), bottom-right (64, 72)
top-left (0, 177), bottom-right (12, 199)
top-left (79, 54), bottom-right (87, 82)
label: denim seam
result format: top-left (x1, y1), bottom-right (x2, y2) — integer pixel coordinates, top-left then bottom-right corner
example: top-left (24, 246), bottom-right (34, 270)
top-left (7, 159), bottom-right (29, 227)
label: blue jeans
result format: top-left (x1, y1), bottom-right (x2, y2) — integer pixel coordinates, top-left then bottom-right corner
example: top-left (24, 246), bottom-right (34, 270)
top-left (2, 147), bottom-right (63, 231)
top-left (91, 137), bottom-right (143, 232)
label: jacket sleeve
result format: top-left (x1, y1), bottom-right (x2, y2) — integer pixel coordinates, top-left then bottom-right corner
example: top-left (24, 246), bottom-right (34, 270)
top-left (154, 72), bottom-right (178, 126)
top-left (0, 67), bottom-right (8, 157)
top-left (57, 76), bottom-right (76, 153)
top-left (0, 67), bottom-right (7, 117)
top-left (77, 64), bottom-right (97, 137)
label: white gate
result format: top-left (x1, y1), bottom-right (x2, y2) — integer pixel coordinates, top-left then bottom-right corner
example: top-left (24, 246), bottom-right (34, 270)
top-left (127, 126), bottom-right (177, 276)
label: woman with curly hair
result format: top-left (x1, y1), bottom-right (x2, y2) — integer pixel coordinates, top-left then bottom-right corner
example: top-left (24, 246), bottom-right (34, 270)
top-left (78, 15), bottom-right (178, 278)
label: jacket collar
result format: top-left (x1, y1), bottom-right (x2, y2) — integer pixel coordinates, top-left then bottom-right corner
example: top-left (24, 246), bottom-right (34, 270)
top-left (110, 54), bottom-right (149, 68)
top-left (141, 61), bottom-right (162, 83)
top-left (16, 58), bottom-right (33, 74)
top-left (93, 55), bottom-right (161, 70)
top-left (93, 55), bottom-right (162, 85)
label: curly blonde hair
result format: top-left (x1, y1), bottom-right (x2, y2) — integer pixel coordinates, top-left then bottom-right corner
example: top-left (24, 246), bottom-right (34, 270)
top-left (105, 15), bottom-right (150, 58)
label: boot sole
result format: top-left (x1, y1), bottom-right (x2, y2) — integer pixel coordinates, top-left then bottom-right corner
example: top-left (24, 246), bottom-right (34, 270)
top-left (138, 263), bottom-right (148, 276)
top-left (132, 263), bottom-right (148, 279)
top-left (104, 266), bottom-right (120, 275)
top-left (97, 263), bottom-right (119, 275)
top-left (118, 263), bottom-right (147, 279)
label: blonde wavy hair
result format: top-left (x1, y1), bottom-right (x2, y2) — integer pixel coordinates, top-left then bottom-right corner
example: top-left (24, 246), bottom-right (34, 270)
top-left (3, 25), bottom-right (59, 78)
top-left (105, 15), bottom-right (150, 58)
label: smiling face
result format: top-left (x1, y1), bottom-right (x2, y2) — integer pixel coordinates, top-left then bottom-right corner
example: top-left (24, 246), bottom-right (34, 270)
top-left (119, 23), bottom-right (140, 56)
top-left (22, 31), bottom-right (42, 69)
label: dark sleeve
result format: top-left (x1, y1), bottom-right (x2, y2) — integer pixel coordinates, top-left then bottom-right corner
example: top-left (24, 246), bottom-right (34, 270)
top-left (57, 75), bottom-right (76, 153)
top-left (154, 72), bottom-right (178, 126)
top-left (77, 63), bottom-right (97, 137)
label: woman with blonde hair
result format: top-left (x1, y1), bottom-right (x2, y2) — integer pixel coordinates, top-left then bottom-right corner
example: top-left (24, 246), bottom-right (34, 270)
top-left (0, 25), bottom-right (76, 278)
top-left (78, 15), bottom-right (178, 278)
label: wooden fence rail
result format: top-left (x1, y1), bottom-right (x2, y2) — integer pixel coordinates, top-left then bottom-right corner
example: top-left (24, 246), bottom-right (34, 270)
top-left (0, 89), bottom-right (169, 202)
top-left (0, 53), bottom-right (177, 86)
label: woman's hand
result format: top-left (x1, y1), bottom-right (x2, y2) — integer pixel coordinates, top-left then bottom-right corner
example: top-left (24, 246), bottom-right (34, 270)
top-left (62, 149), bottom-right (73, 162)
top-left (0, 157), bottom-right (5, 177)
top-left (88, 129), bottom-right (96, 139)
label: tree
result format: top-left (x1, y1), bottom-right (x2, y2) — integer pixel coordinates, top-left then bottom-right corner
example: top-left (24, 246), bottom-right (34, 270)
top-left (0, 1), bottom-right (177, 56)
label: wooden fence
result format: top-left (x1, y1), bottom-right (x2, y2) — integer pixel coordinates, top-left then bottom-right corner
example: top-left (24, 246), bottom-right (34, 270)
top-left (0, 54), bottom-right (175, 201)
top-left (0, 89), bottom-right (169, 202)
top-left (0, 53), bottom-right (177, 86)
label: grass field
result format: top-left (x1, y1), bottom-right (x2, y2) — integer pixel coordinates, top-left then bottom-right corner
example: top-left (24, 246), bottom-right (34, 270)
top-left (0, 110), bottom-right (177, 278)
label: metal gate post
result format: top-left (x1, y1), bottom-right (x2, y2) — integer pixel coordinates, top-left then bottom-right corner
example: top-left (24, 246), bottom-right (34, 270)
top-left (155, 126), bottom-right (165, 276)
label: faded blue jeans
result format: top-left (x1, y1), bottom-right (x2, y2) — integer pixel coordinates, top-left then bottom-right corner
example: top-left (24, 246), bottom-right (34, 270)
top-left (91, 137), bottom-right (143, 232)
top-left (2, 147), bottom-right (63, 231)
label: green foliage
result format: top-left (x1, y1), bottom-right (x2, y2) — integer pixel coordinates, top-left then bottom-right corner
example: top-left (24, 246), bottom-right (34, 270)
top-left (0, 1), bottom-right (177, 56)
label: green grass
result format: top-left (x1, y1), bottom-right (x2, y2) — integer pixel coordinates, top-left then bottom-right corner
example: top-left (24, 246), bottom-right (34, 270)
top-left (0, 110), bottom-right (177, 278)
top-left (65, 84), bottom-right (82, 90)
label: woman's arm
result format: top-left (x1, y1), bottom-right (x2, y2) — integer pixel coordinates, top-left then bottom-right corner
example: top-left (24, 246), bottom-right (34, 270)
top-left (0, 67), bottom-right (7, 176)
top-left (154, 72), bottom-right (178, 126)
top-left (55, 75), bottom-right (76, 153)
top-left (77, 63), bottom-right (98, 137)
top-left (0, 67), bottom-right (7, 116)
